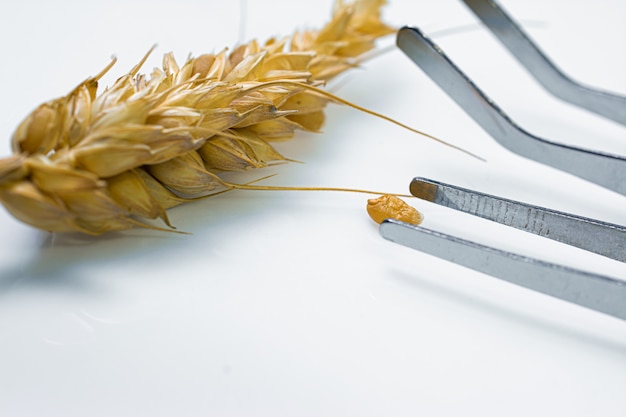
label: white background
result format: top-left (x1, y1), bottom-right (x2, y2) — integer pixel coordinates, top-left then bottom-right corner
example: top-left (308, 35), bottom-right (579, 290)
top-left (0, 1), bottom-right (625, 416)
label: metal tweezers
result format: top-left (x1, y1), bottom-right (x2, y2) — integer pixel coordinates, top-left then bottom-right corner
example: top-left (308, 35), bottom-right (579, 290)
top-left (380, 0), bottom-right (626, 320)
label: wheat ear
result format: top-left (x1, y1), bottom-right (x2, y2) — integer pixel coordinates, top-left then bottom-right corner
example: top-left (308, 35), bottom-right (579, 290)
top-left (0, 0), bottom-right (459, 235)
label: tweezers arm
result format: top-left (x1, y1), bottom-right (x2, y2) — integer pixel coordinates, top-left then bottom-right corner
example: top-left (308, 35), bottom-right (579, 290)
top-left (396, 26), bottom-right (626, 196)
top-left (380, 220), bottom-right (626, 321)
top-left (462, 0), bottom-right (626, 125)
top-left (410, 178), bottom-right (626, 262)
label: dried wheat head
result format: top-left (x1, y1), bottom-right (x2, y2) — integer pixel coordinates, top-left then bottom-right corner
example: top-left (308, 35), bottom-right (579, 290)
top-left (0, 0), bottom-right (395, 235)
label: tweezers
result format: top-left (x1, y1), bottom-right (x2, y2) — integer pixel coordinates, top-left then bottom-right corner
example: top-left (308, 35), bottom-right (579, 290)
top-left (380, 0), bottom-right (626, 320)
top-left (396, 12), bottom-right (626, 195)
top-left (380, 179), bottom-right (626, 321)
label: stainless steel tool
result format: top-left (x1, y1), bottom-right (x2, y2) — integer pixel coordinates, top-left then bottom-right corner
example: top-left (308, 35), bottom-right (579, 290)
top-left (381, 1), bottom-right (626, 320)
top-left (462, 0), bottom-right (626, 126)
top-left (409, 177), bottom-right (626, 263)
top-left (396, 25), bottom-right (626, 195)
top-left (379, 179), bottom-right (626, 320)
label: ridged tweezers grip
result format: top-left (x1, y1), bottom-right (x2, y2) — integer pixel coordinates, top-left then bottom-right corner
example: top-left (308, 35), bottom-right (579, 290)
top-left (410, 177), bottom-right (626, 262)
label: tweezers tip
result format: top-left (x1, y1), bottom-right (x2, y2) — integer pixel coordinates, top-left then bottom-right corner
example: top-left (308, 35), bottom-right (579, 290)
top-left (396, 26), bottom-right (428, 47)
top-left (409, 178), bottom-right (439, 202)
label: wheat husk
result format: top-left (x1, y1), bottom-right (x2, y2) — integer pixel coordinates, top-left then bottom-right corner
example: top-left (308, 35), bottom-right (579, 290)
top-left (0, 0), bottom-right (429, 235)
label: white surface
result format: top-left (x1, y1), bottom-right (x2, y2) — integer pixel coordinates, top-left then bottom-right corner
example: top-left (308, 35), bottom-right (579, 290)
top-left (1, 1), bottom-right (625, 416)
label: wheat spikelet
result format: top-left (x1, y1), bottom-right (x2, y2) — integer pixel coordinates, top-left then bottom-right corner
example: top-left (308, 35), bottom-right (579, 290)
top-left (0, 0), bottom-right (429, 235)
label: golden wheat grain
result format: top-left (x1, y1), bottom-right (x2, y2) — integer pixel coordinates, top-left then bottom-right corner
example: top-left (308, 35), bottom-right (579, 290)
top-left (0, 0), bottom-right (454, 235)
top-left (366, 194), bottom-right (423, 225)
